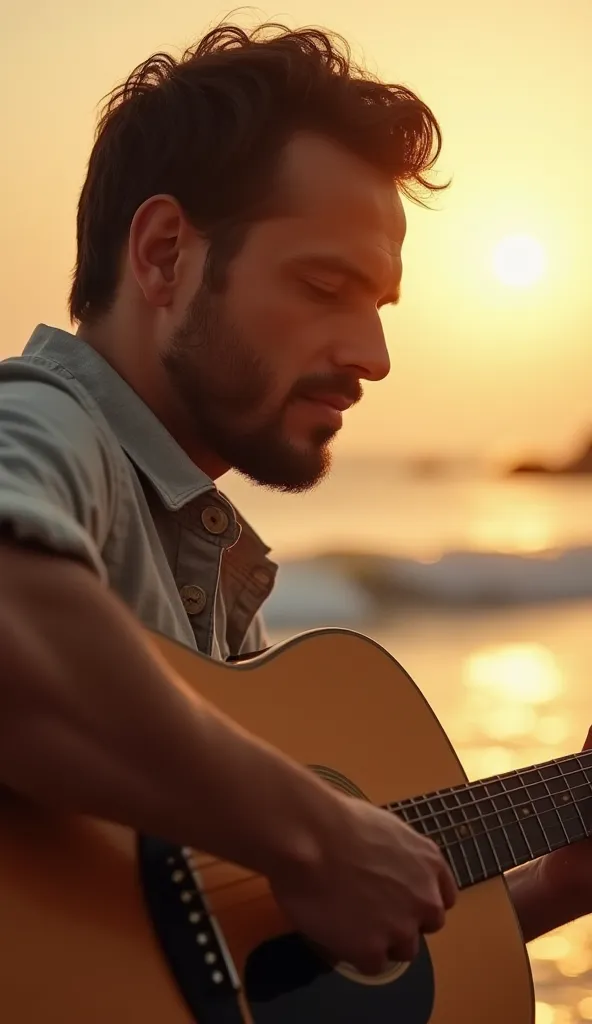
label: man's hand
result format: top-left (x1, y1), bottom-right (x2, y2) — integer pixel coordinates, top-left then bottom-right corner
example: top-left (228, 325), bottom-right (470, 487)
top-left (536, 727), bottom-right (592, 913)
top-left (271, 796), bottom-right (457, 975)
top-left (508, 727), bottom-right (592, 944)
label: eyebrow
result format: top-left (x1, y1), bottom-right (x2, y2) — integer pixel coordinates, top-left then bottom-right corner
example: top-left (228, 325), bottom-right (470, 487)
top-left (289, 254), bottom-right (401, 308)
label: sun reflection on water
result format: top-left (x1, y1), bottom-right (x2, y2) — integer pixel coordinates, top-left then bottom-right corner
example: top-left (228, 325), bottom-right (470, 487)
top-left (531, 936), bottom-right (573, 962)
top-left (527, 917), bottom-right (592, 1021)
top-left (465, 481), bottom-right (560, 555)
top-left (536, 1006), bottom-right (576, 1024)
top-left (373, 600), bottom-right (592, 1023)
top-left (464, 643), bottom-right (563, 704)
top-left (457, 643), bottom-right (569, 778)
top-left (454, 640), bottom-right (592, 1023)
top-left (470, 516), bottom-right (555, 554)
top-left (535, 1003), bottom-right (557, 1024)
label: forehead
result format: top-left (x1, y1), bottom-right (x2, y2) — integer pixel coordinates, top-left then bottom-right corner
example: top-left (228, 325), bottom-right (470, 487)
top-left (275, 133), bottom-right (406, 267)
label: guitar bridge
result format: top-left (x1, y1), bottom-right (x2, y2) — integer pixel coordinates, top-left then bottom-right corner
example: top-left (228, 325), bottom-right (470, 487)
top-left (137, 835), bottom-right (243, 1023)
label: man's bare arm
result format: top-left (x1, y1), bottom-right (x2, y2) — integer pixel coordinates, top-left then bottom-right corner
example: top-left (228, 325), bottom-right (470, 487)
top-left (0, 541), bottom-right (337, 878)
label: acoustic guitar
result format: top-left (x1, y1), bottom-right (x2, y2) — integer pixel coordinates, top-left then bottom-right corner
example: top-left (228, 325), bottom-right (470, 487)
top-left (1, 627), bottom-right (590, 1023)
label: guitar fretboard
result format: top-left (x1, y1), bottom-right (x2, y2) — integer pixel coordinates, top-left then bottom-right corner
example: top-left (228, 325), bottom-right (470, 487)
top-left (388, 751), bottom-right (592, 889)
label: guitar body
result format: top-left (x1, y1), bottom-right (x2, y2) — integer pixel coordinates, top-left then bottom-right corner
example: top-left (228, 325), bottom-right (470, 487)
top-left (0, 628), bottom-right (534, 1023)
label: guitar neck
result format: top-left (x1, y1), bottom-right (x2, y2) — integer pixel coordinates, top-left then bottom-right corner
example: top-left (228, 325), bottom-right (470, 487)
top-left (388, 750), bottom-right (592, 890)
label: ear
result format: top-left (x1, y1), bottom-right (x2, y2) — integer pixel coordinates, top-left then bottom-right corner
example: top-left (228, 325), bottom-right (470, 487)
top-left (127, 195), bottom-right (198, 308)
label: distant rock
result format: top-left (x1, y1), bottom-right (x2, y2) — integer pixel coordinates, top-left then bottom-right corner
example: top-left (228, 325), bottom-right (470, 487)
top-left (509, 438), bottom-right (592, 476)
top-left (511, 460), bottom-right (551, 475)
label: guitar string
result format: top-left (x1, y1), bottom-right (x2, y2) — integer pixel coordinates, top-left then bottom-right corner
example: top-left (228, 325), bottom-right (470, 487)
top-left (191, 756), bottom-right (592, 895)
top-left (387, 755), bottom-right (592, 831)
top-left (195, 797), bottom-right (589, 903)
top-left (391, 781), bottom-right (591, 852)
top-left (423, 805), bottom-right (588, 883)
top-left (430, 801), bottom-right (586, 850)
top-left (193, 793), bottom-right (589, 901)
top-left (388, 747), bottom-right (592, 814)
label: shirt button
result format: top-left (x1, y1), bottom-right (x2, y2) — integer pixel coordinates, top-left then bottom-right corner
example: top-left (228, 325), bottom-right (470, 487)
top-left (179, 584), bottom-right (207, 616)
top-left (201, 506), bottom-right (229, 535)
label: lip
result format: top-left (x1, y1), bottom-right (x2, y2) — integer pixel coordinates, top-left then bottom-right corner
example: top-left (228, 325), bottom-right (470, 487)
top-left (300, 396), bottom-right (348, 430)
top-left (304, 394), bottom-right (354, 412)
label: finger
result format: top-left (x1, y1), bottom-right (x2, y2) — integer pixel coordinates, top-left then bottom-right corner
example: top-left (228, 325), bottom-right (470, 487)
top-left (388, 930), bottom-right (420, 963)
top-left (438, 861), bottom-right (458, 909)
top-left (420, 899), bottom-right (446, 934)
top-left (351, 944), bottom-right (391, 976)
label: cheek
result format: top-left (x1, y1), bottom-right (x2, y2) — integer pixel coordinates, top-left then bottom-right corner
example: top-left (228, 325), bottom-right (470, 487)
top-left (226, 251), bottom-right (334, 381)
top-left (242, 288), bottom-right (333, 382)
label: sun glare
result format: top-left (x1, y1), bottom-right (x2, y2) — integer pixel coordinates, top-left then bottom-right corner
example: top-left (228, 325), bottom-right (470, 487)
top-left (492, 234), bottom-right (547, 288)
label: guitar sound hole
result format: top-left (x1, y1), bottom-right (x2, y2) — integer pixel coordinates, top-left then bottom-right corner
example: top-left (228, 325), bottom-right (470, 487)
top-left (244, 932), bottom-right (435, 1023)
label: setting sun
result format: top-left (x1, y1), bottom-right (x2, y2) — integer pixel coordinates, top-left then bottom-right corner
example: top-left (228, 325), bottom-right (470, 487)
top-left (492, 234), bottom-right (547, 289)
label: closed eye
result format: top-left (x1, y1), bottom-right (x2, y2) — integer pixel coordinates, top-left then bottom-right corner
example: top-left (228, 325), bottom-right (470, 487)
top-left (304, 279), bottom-right (341, 301)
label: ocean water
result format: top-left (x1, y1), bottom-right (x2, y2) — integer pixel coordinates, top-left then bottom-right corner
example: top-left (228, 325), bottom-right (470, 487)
top-left (223, 459), bottom-right (592, 1024)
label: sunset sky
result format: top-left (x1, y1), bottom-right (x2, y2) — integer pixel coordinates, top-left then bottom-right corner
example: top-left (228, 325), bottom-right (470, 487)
top-left (3, 0), bottom-right (592, 460)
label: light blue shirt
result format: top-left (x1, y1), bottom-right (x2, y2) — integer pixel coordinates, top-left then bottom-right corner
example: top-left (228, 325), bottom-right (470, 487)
top-left (0, 324), bottom-right (276, 660)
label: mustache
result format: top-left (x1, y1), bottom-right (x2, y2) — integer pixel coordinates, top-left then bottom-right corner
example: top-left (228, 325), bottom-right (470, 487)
top-left (290, 373), bottom-right (363, 407)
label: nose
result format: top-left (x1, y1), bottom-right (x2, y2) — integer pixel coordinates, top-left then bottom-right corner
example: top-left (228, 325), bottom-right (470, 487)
top-left (333, 312), bottom-right (391, 382)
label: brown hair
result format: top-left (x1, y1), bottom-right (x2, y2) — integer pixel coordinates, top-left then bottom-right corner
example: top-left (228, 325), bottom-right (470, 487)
top-left (69, 21), bottom-right (446, 324)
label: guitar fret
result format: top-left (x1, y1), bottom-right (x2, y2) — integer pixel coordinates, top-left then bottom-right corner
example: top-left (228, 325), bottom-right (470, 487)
top-left (573, 753), bottom-right (592, 780)
top-left (503, 778), bottom-right (544, 860)
top-left (538, 764), bottom-right (586, 846)
top-left (393, 793), bottom-right (471, 887)
top-left (515, 766), bottom-right (576, 851)
top-left (388, 751), bottom-right (592, 893)
top-left (502, 774), bottom-right (536, 861)
top-left (489, 775), bottom-right (524, 867)
top-left (575, 754), bottom-right (592, 786)
top-left (454, 785), bottom-right (499, 879)
top-left (557, 758), bottom-right (590, 837)
top-left (495, 772), bottom-right (547, 862)
top-left (477, 782), bottom-right (514, 872)
top-left (396, 793), bottom-right (431, 832)
top-left (443, 788), bottom-right (487, 882)
top-left (571, 755), bottom-right (592, 836)
top-left (501, 771), bottom-right (551, 858)
top-left (530, 765), bottom-right (566, 849)
top-left (396, 798), bottom-right (428, 835)
top-left (426, 795), bottom-right (472, 888)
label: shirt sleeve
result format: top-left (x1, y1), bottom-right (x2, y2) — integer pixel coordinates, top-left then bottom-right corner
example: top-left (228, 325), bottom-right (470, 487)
top-left (0, 374), bottom-right (117, 581)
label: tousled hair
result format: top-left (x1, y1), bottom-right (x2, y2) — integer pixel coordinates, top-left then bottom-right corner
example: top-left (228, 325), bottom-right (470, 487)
top-left (69, 21), bottom-right (446, 324)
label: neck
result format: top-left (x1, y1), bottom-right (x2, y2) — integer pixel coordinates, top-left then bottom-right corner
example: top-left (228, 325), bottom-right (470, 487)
top-left (77, 320), bottom-right (229, 481)
top-left (389, 749), bottom-right (592, 890)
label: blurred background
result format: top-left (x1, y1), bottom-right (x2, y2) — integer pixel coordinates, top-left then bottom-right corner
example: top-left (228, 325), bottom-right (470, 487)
top-left (3, 1), bottom-right (592, 1020)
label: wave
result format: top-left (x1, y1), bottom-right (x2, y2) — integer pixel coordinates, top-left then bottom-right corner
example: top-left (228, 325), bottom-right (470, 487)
top-left (263, 546), bottom-right (592, 627)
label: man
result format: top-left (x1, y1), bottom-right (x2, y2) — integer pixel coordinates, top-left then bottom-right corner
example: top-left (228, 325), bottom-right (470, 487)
top-left (0, 21), bottom-right (588, 980)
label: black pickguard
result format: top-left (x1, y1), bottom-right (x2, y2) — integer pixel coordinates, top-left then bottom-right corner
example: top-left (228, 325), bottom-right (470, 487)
top-left (244, 932), bottom-right (434, 1023)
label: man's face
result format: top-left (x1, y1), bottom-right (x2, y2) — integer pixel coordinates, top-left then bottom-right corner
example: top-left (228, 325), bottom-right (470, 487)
top-left (163, 134), bottom-right (406, 492)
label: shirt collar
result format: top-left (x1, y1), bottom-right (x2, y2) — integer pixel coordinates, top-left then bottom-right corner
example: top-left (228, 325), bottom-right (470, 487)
top-left (23, 324), bottom-right (216, 511)
top-left (22, 324), bottom-right (277, 587)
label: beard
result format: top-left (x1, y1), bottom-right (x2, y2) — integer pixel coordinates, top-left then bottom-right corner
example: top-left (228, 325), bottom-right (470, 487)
top-left (161, 283), bottom-right (361, 493)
